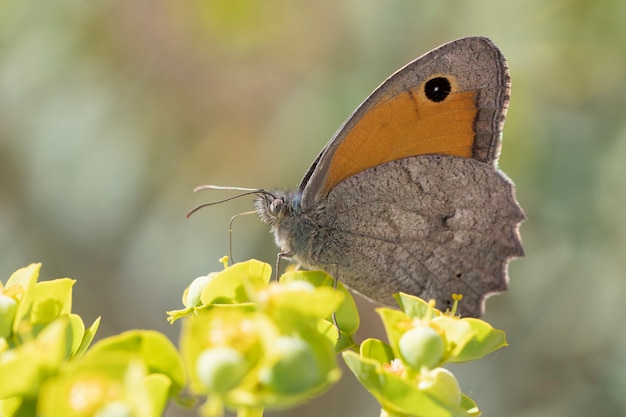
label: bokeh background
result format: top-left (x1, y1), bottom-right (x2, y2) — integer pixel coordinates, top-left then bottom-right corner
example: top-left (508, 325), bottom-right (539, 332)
top-left (2, 1), bottom-right (626, 416)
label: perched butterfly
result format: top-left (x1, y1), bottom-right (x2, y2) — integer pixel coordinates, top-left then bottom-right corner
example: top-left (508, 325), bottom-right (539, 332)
top-left (194, 37), bottom-right (524, 317)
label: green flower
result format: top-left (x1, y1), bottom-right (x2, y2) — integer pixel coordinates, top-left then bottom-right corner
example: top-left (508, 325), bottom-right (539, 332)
top-left (342, 293), bottom-right (508, 417)
top-left (196, 347), bottom-right (249, 394)
top-left (398, 325), bottom-right (445, 370)
top-left (343, 339), bottom-right (478, 417)
top-left (258, 335), bottom-right (323, 394)
top-left (176, 260), bottom-right (351, 417)
top-left (38, 330), bottom-right (186, 417)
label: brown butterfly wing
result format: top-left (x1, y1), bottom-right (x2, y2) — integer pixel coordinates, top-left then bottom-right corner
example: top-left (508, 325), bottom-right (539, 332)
top-left (303, 155), bottom-right (524, 317)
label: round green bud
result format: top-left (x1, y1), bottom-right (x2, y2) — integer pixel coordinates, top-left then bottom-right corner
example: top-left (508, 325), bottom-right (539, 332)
top-left (418, 367), bottom-right (462, 405)
top-left (259, 336), bottom-right (321, 394)
top-left (398, 326), bottom-right (444, 370)
top-left (196, 347), bottom-right (248, 394)
top-left (0, 294), bottom-right (17, 338)
top-left (185, 274), bottom-right (215, 307)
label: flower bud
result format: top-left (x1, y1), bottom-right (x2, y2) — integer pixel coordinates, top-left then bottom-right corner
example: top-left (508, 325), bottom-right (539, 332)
top-left (0, 294), bottom-right (17, 338)
top-left (398, 326), bottom-right (444, 370)
top-left (259, 336), bottom-right (320, 394)
top-left (418, 367), bottom-right (461, 405)
top-left (185, 274), bottom-right (215, 307)
top-left (196, 347), bottom-right (248, 394)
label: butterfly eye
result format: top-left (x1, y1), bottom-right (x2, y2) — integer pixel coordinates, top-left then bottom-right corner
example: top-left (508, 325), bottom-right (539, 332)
top-left (424, 76), bottom-right (452, 102)
top-left (270, 198), bottom-right (287, 218)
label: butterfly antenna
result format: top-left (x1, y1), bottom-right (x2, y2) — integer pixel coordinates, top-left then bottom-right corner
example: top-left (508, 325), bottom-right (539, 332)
top-left (186, 186), bottom-right (275, 218)
top-left (193, 185), bottom-right (261, 193)
top-left (186, 185), bottom-right (277, 262)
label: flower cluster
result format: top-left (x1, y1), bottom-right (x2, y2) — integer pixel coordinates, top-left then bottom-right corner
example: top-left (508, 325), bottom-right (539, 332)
top-left (1, 259), bottom-right (507, 417)
top-left (0, 264), bottom-right (185, 417)
top-left (343, 293), bottom-right (507, 417)
top-left (168, 258), bottom-right (360, 417)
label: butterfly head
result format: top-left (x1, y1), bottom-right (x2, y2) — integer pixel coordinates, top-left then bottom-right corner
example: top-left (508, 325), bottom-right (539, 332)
top-left (255, 190), bottom-right (311, 260)
top-left (254, 190), bottom-right (299, 227)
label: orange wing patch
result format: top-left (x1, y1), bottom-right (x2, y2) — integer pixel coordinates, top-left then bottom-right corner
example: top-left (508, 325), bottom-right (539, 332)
top-left (323, 79), bottom-right (477, 195)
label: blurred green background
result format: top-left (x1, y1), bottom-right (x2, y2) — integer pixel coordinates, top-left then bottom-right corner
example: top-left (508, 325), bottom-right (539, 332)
top-left (2, 0), bottom-right (626, 416)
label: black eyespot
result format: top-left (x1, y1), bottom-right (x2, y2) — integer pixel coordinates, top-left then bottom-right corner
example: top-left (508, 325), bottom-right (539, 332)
top-left (424, 77), bottom-right (452, 102)
top-left (455, 272), bottom-right (463, 279)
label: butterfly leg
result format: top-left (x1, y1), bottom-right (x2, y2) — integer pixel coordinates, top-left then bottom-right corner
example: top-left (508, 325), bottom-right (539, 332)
top-left (326, 262), bottom-right (341, 340)
top-left (275, 251), bottom-right (293, 281)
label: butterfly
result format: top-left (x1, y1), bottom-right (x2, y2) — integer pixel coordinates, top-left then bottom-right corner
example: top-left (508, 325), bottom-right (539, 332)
top-left (198, 37), bottom-right (524, 317)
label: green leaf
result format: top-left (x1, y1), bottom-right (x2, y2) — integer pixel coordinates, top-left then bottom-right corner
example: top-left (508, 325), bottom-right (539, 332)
top-left (37, 359), bottom-right (169, 417)
top-left (279, 270), bottom-right (359, 335)
top-left (343, 351), bottom-right (473, 417)
top-left (360, 338), bottom-right (394, 363)
top-left (142, 374), bottom-right (173, 417)
top-left (342, 350), bottom-right (386, 399)
top-left (276, 270), bottom-right (359, 352)
top-left (36, 316), bottom-right (73, 364)
top-left (85, 330), bottom-right (186, 397)
top-left (434, 317), bottom-right (507, 363)
top-left (73, 316), bottom-right (101, 357)
top-left (5, 263), bottom-right (40, 289)
top-left (261, 281), bottom-right (343, 322)
top-left (38, 360), bottom-right (125, 417)
top-left (6, 263), bottom-right (41, 334)
top-left (200, 260), bottom-right (272, 305)
top-left (376, 308), bottom-right (414, 358)
top-left (0, 343), bottom-right (44, 398)
top-left (124, 365), bottom-right (172, 417)
top-left (460, 394), bottom-right (480, 416)
top-left (0, 396), bottom-right (36, 417)
top-left (314, 319), bottom-right (356, 353)
top-left (67, 313), bottom-right (86, 356)
top-left (30, 278), bottom-right (75, 323)
top-left (0, 317), bottom-right (74, 398)
top-left (394, 292), bottom-right (442, 319)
